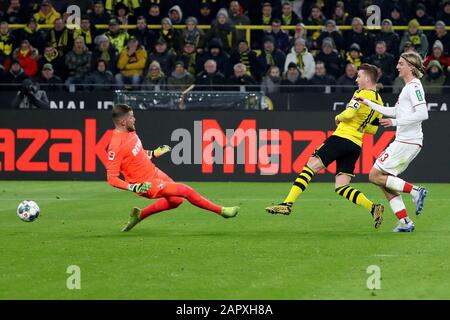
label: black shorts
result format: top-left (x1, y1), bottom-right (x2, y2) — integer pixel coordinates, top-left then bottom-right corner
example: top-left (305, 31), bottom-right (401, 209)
top-left (313, 135), bottom-right (361, 176)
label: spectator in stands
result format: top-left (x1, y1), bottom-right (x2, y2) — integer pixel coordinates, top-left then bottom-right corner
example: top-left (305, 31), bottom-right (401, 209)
top-left (198, 3), bottom-right (214, 25)
top-left (105, 0), bottom-right (140, 15)
top-left (143, 60), bottom-right (167, 90)
top-left (413, 3), bottom-right (435, 27)
top-left (230, 39), bottom-right (259, 80)
top-left (367, 41), bottom-right (396, 82)
top-left (195, 59), bottom-right (227, 91)
top-left (35, 63), bottom-right (63, 92)
top-left (158, 17), bottom-right (180, 52)
top-left (116, 36), bottom-right (146, 87)
top-left (65, 36), bottom-right (92, 91)
top-left (167, 60), bottom-right (194, 92)
top-left (229, 1), bottom-right (250, 28)
top-left (345, 17), bottom-right (374, 56)
top-left (316, 38), bottom-right (344, 79)
top-left (115, 2), bottom-right (136, 25)
top-left (290, 23), bottom-right (308, 48)
top-left (253, 2), bottom-right (275, 49)
top-left (3, 0), bottom-right (29, 24)
top-left (5, 59), bottom-right (29, 89)
top-left (428, 21), bottom-right (450, 56)
top-left (374, 64), bottom-right (392, 93)
top-left (179, 17), bottom-right (205, 50)
top-left (33, 0), bottom-right (61, 25)
top-left (10, 78), bottom-right (49, 109)
top-left (261, 65), bottom-right (282, 94)
top-left (14, 18), bottom-right (46, 53)
top-left (392, 75), bottom-right (405, 94)
top-left (48, 18), bottom-right (73, 58)
top-left (55, 0), bottom-right (94, 14)
top-left (424, 40), bottom-right (450, 72)
top-left (389, 5), bottom-right (407, 26)
top-left (437, 0), bottom-right (450, 26)
top-left (73, 16), bottom-right (98, 51)
top-left (374, 19), bottom-right (400, 56)
top-left (229, 63), bottom-right (257, 91)
top-left (177, 41), bottom-right (198, 76)
top-left (143, 4), bottom-right (162, 25)
top-left (265, 19), bottom-right (290, 53)
top-left (90, 0), bottom-right (111, 25)
top-left (305, 4), bottom-right (326, 50)
top-left (38, 43), bottom-right (66, 79)
top-left (284, 37), bottom-right (315, 80)
top-left (332, 1), bottom-right (351, 26)
top-left (399, 19), bottom-right (429, 57)
top-left (105, 18), bottom-right (129, 53)
top-left (317, 19), bottom-right (344, 52)
top-left (336, 62), bottom-right (357, 93)
top-left (147, 38), bottom-right (176, 76)
top-left (421, 60), bottom-right (446, 94)
top-left (204, 9), bottom-right (238, 53)
top-left (131, 16), bottom-right (156, 52)
top-left (0, 22), bottom-right (15, 65)
top-left (168, 5), bottom-right (183, 25)
top-left (281, 62), bottom-right (308, 93)
top-left (13, 40), bottom-right (38, 78)
top-left (345, 43), bottom-right (363, 70)
top-left (281, 1), bottom-right (301, 27)
top-left (196, 38), bottom-right (231, 77)
top-left (257, 36), bottom-right (286, 80)
top-left (308, 61), bottom-right (336, 93)
top-left (91, 34), bottom-right (118, 75)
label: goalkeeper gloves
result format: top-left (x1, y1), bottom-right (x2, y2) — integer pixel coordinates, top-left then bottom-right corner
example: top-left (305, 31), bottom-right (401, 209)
top-left (149, 145), bottom-right (172, 158)
top-left (128, 182), bottom-right (151, 193)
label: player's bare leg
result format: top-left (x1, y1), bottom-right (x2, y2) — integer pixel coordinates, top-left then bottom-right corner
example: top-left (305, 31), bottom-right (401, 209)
top-left (379, 186), bottom-right (415, 232)
top-left (370, 167), bottom-right (427, 215)
top-left (334, 174), bottom-right (384, 229)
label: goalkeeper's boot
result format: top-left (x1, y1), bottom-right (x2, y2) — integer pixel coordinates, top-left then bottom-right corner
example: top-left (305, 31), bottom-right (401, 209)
top-left (411, 186), bottom-right (427, 215)
top-left (221, 206), bottom-right (239, 219)
top-left (393, 219), bottom-right (415, 232)
top-left (121, 207), bottom-right (142, 232)
top-left (371, 203), bottom-right (384, 229)
top-left (265, 202), bottom-right (292, 215)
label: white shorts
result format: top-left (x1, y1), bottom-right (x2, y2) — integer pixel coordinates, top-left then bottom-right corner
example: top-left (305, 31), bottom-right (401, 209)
top-left (374, 140), bottom-right (421, 176)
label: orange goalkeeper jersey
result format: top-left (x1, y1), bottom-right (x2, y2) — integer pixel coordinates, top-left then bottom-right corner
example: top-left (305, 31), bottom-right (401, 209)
top-left (106, 130), bottom-right (156, 190)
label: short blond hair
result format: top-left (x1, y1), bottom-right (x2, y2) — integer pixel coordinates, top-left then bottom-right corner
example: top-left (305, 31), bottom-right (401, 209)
top-left (400, 51), bottom-right (424, 78)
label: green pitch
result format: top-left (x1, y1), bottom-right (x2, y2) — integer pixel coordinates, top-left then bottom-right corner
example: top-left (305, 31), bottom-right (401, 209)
top-left (1, 181), bottom-right (449, 300)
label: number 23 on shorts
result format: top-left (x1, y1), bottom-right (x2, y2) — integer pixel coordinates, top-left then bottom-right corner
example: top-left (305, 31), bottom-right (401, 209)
top-left (379, 151), bottom-right (389, 163)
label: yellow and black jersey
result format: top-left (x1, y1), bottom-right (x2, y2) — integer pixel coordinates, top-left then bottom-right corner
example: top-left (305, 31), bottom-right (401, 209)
top-left (333, 89), bottom-right (383, 147)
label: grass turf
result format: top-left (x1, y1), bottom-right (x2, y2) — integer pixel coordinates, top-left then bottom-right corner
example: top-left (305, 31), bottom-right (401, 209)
top-left (0, 181), bottom-right (449, 300)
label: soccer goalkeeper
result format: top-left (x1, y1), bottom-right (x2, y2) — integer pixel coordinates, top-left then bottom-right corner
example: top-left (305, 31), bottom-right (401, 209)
top-left (266, 63), bottom-right (385, 228)
top-left (107, 104), bottom-right (239, 232)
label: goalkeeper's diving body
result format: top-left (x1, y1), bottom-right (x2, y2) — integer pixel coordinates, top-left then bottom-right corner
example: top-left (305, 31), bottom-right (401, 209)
top-left (106, 104), bottom-right (239, 232)
top-left (266, 63), bottom-right (385, 228)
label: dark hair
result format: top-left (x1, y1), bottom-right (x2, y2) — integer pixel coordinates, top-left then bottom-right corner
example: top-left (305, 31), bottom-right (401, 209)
top-left (359, 63), bottom-right (380, 83)
top-left (96, 58), bottom-right (108, 68)
top-left (112, 104), bottom-right (132, 122)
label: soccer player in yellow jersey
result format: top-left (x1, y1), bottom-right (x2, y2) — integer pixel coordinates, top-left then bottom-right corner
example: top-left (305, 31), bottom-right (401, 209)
top-left (266, 64), bottom-right (385, 228)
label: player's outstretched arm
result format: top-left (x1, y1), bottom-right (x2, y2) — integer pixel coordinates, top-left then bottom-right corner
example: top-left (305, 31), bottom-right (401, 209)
top-left (355, 97), bottom-right (397, 117)
top-left (148, 145), bottom-right (172, 159)
top-left (391, 105), bottom-right (428, 126)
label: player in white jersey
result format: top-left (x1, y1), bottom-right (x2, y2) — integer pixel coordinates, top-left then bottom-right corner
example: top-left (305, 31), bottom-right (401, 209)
top-left (355, 52), bottom-right (428, 232)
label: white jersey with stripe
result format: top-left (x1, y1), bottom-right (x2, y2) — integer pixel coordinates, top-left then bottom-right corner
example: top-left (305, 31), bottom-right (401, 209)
top-left (394, 79), bottom-right (428, 145)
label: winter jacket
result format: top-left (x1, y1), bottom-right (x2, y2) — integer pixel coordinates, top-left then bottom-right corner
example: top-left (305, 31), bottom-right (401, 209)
top-left (195, 71), bottom-right (227, 91)
top-left (91, 46), bottom-right (119, 74)
top-left (147, 50), bottom-right (176, 76)
top-left (284, 47), bottom-right (315, 80)
top-left (87, 70), bottom-right (115, 91)
top-left (65, 48), bottom-right (92, 77)
top-left (399, 30), bottom-right (429, 57)
top-left (257, 49), bottom-right (286, 79)
top-left (167, 71), bottom-right (195, 91)
top-left (35, 74), bottom-right (64, 92)
top-left (315, 51), bottom-right (345, 80)
top-left (367, 52), bottom-right (396, 81)
top-left (13, 48), bottom-right (39, 78)
top-left (117, 46), bottom-right (147, 77)
top-left (33, 7), bottom-right (61, 25)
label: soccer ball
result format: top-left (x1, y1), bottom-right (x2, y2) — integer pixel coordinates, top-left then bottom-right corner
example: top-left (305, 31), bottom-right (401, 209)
top-left (17, 200), bottom-right (40, 222)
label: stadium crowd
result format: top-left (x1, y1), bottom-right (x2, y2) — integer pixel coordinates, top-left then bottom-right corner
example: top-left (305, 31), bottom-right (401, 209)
top-left (0, 0), bottom-right (449, 94)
